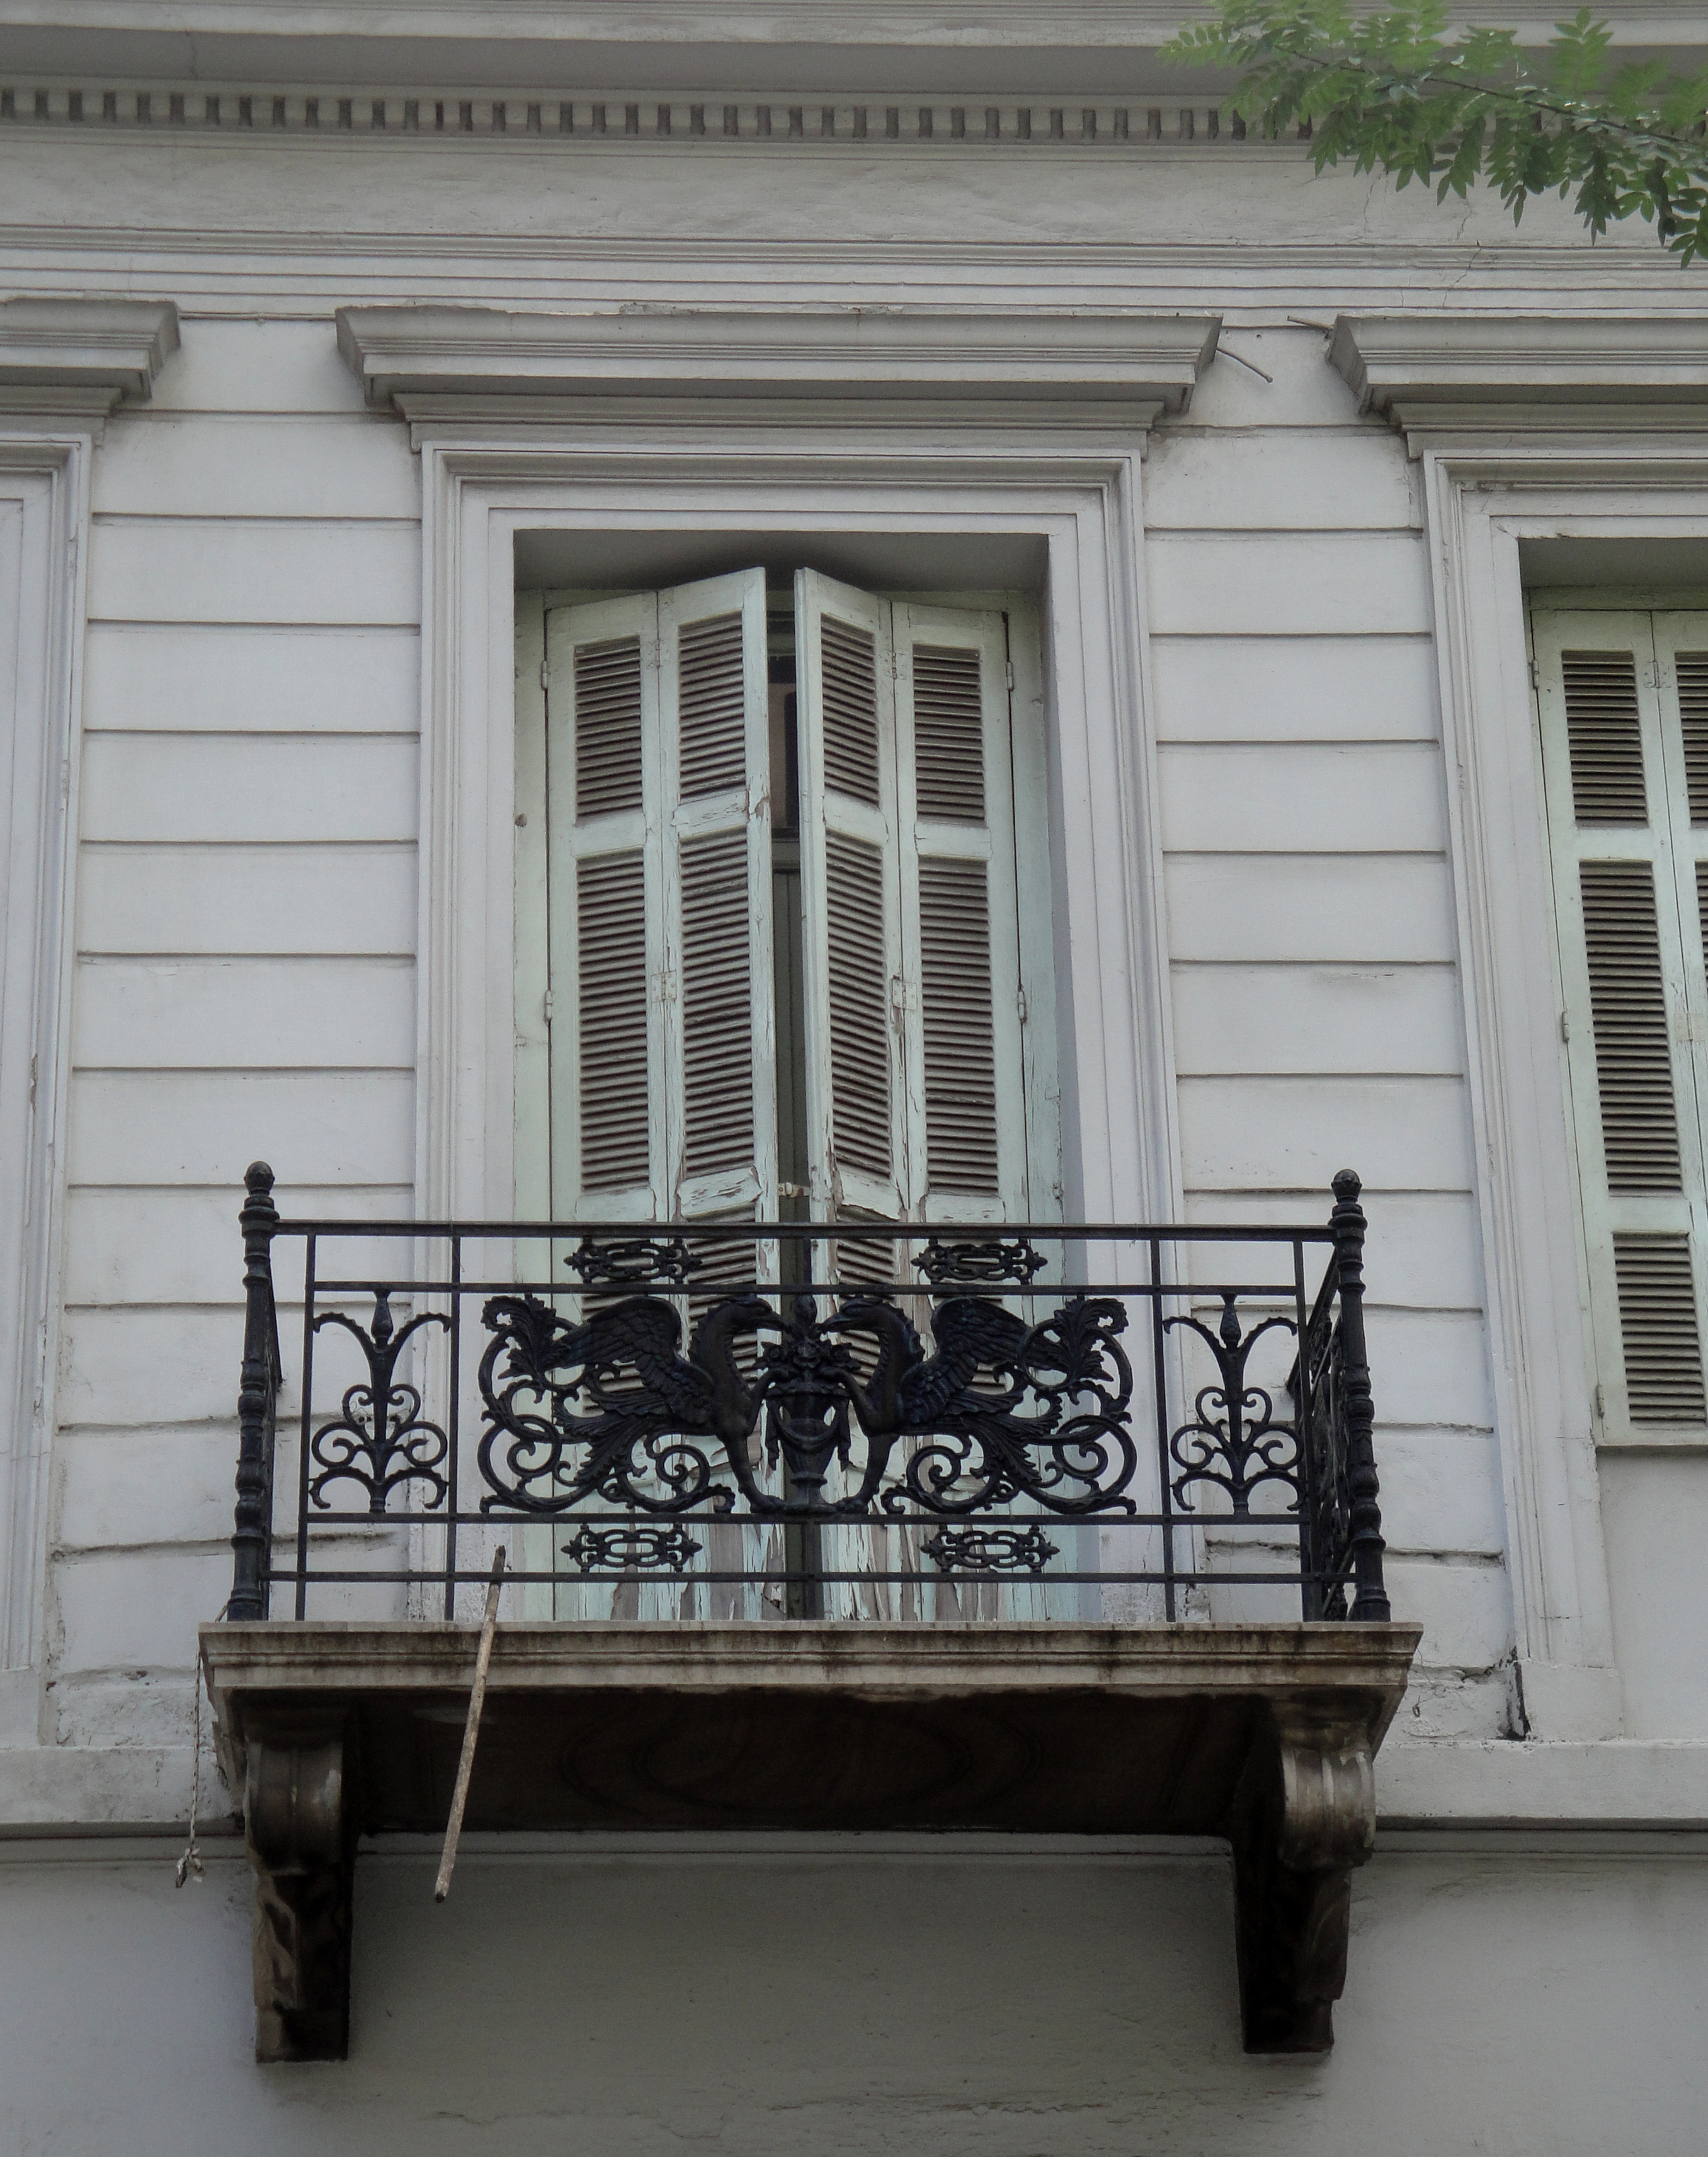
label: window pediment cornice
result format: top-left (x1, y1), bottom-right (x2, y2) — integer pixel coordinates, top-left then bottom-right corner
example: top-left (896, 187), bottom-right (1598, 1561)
top-left (1331, 312), bottom-right (1708, 455)
top-left (334, 303), bottom-right (1221, 428)
top-left (0, 297), bottom-right (179, 422)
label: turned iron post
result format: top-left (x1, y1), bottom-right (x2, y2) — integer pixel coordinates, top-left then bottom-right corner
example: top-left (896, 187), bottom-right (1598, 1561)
top-left (1329, 1169), bottom-right (1389, 1623)
top-left (229, 1160), bottom-right (281, 1621)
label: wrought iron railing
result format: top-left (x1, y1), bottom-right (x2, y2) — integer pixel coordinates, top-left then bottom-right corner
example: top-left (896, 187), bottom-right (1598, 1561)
top-left (227, 1168), bottom-right (1391, 1627)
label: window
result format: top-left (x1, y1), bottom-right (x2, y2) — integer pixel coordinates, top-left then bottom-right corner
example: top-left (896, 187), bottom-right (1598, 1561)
top-left (1535, 606), bottom-right (1708, 1442)
top-left (517, 564), bottom-right (1059, 1243)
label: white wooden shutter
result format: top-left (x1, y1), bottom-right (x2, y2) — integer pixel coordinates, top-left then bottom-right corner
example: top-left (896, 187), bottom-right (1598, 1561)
top-left (795, 569), bottom-right (908, 1220)
top-left (1535, 610), bottom-right (1708, 1438)
top-left (893, 601), bottom-right (1029, 1225)
top-left (546, 592), bottom-right (666, 1223)
top-left (546, 573), bottom-right (775, 1233)
top-left (659, 568), bottom-right (777, 1229)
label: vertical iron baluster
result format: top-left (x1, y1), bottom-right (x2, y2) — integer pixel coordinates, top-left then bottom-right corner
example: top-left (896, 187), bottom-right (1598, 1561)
top-left (1330, 1171), bottom-right (1389, 1622)
top-left (1151, 1235), bottom-right (1174, 1622)
top-left (446, 1232), bottom-right (462, 1620)
top-left (1291, 1235), bottom-right (1318, 1622)
top-left (296, 1232), bottom-right (317, 1620)
top-left (229, 1161), bottom-right (280, 1622)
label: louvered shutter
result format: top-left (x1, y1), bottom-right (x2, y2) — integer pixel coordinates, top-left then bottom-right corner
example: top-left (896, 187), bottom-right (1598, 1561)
top-left (546, 593), bottom-right (666, 1222)
top-left (1535, 610), bottom-right (1708, 1438)
top-left (658, 569), bottom-right (777, 1232)
top-left (795, 569), bottom-right (908, 1220)
top-left (893, 602), bottom-right (1030, 1225)
top-left (546, 574), bottom-right (775, 1236)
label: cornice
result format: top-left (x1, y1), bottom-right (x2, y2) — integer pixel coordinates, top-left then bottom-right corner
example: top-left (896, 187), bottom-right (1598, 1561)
top-left (1331, 312), bottom-right (1708, 452)
top-left (336, 304), bottom-right (1222, 421)
top-left (0, 295), bottom-right (178, 417)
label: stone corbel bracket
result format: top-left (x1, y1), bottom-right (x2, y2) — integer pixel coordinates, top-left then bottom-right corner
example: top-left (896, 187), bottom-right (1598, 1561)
top-left (0, 297), bottom-right (179, 426)
top-left (1231, 1698), bottom-right (1379, 2052)
top-left (242, 1717), bottom-right (355, 2064)
top-left (334, 302), bottom-right (1221, 437)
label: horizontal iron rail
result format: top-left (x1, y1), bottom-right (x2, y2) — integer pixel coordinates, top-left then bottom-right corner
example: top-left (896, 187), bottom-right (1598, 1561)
top-left (265, 1218), bottom-right (1339, 1243)
top-left (288, 1276), bottom-right (1317, 1300)
top-left (295, 1509), bottom-right (1307, 1528)
top-left (266, 1567), bottom-right (1357, 1590)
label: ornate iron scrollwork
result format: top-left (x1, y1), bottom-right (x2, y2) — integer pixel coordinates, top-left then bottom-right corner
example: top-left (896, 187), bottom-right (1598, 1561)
top-left (914, 1237), bottom-right (1049, 1286)
top-left (1165, 1293), bottom-right (1301, 1516)
top-left (309, 1288), bottom-right (451, 1514)
top-left (563, 1235), bottom-right (698, 1287)
top-left (475, 1285), bottom-right (1137, 1519)
top-left (921, 1525), bottom-right (1061, 1576)
top-left (561, 1524), bottom-right (703, 1573)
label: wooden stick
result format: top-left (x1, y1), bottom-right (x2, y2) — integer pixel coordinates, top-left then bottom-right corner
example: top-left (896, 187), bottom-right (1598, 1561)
top-left (434, 1545), bottom-right (506, 1903)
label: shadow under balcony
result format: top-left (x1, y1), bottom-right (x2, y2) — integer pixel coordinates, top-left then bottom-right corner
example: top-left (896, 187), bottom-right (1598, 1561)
top-left (201, 1167), bottom-right (1420, 2066)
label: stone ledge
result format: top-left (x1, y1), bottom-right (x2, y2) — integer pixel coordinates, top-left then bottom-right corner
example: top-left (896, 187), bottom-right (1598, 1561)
top-left (202, 1618), bottom-right (1418, 2061)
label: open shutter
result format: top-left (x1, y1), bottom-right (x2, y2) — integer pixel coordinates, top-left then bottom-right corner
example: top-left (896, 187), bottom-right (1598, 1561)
top-left (546, 592), bottom-right (666, 1223)
top-left (658, 569), bottom-right (777, 1230)
top-left (1535, 610), bottom-right (1708, 1438)
top-left (795, 569), bottom-right (907, 1221)
top-left (893, 601), bottom-right (1029, 1225)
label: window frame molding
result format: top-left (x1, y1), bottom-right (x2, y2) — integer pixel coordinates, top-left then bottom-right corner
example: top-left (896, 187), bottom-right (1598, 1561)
top-left (1333, 311), bottom-right (1708, 1741)
top-left (0, 299), bottom-right (176, 1740)
top-left (372, 307), bottom-right (1210, 1256)
top-left (0, 428), bottom-right (91, 1737)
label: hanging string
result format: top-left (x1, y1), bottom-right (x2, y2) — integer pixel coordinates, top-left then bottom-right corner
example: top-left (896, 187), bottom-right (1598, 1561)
top-left (174, 1632), bottom-right (217, 1889)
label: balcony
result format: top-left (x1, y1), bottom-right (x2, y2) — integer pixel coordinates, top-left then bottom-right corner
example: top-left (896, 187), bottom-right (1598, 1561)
top-left (200, 1168), bottom-right (1419, 2063)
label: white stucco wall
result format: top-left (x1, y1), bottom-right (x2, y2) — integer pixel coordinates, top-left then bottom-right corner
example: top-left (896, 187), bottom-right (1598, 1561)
top-left (3, 1834), bottom-right (1705, 2156)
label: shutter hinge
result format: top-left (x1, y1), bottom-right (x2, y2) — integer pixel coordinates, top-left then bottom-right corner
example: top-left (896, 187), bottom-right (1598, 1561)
top-left (1529, 658), bottom-right (1539, 692)
top-left (654, 968), bottom-right (678, 1005)
top-left (1559, 1010), bottom-right (1569, 1043)
top-left (540, 656), bottom-right (549, 692)
top-left (542, 989), bottom-right (554, 1025)
top-left (1016, 985), bottom-right (1028, 1024)
top-left (1005, 661), bottom-right (1015, 692)
top-left (1594, 1382), bottom-right (1606, 1419)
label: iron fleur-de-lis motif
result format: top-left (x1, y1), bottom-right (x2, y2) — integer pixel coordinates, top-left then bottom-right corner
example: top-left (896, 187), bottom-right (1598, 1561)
top-left (309, 1287), bottom-right (452, 1514)
top-left (1165, 1293), bottom-right (1301, 1516)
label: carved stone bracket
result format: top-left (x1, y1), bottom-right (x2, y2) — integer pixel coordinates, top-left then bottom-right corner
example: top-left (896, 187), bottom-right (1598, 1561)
top-left (243, 1722), bottom-right (354, 2064)
top-left (1230, 1699), bottom-right (1379, 2053)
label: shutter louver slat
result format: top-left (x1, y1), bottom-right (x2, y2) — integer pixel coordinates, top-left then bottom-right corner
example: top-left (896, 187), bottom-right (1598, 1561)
top-left (913, 644), bottom-right (986, 823)
top-left (1563, 649), bottom-right (1648, 826)
top-left (576, 851), bottom-right (651, 1190)
top-left (1580, 860), bottom-right (1682, 1191)
top-left (677, 610), bottom-right (747, 800)
top-left (680, 829), bottom-right (754, 1177)
top-left (1677, 651), bottom-right (1708, 825)
top-left (825, 830), bottom-right (892, 1180)
top-left (574, 635), bottom-right (645, 820)
top-left (821, 619), bottom-right (882, 806)
top-left (919, 857), bottom-right (1000, 1194)
top-left (1614, 1233), bottom-right (1707, 1421)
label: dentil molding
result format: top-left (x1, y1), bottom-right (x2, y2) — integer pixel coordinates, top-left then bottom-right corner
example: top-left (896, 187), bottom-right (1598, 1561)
top-left (336, 303), bottom-right (1222, 424)
top-left (0, 84), bottom-right (1246, 148)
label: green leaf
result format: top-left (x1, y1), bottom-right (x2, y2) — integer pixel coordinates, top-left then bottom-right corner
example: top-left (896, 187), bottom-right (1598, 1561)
top-left (1163, 0), bottom-right (1708, 265)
